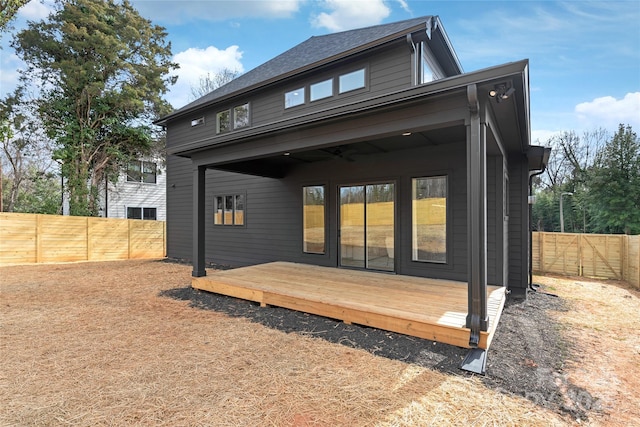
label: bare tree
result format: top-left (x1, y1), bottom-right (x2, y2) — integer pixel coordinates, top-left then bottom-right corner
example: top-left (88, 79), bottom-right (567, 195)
top-left (189, 68), bottom-right (240, 101)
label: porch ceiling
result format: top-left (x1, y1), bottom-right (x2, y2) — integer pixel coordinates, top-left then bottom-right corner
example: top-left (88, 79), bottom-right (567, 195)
top-left (211, 124), bottom-right (469, 178)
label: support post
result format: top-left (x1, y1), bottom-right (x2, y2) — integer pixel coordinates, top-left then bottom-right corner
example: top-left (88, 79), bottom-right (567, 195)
top-left (465, 84), bottom-right (489, 347)
top-left (192, 164), bottom-right (206, 277)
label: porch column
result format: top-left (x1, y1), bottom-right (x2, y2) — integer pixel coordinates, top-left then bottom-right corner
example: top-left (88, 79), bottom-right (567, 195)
top-left (192, 164), bottom-right (206, 277)
top-left (465, 84), bottom-right (489, 346)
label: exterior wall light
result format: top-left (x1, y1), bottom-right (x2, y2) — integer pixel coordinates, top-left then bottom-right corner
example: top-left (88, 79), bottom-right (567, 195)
top-left (488, 84), bottom-right (515, 103)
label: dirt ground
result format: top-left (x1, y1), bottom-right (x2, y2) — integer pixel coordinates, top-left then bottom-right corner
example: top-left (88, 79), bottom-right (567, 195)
top-left (1, 260), bottom-right (638, 426)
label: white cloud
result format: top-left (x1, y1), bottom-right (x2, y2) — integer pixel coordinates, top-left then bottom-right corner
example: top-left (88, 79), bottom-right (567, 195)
top-left (131, 0), bottom-right (303, 24)
top-left (18, 0), bottom-right (55, 20)
top-left (168, 45), bottom-right (245, 109)
top-left (575, 92), bottom-right (640, 131)
top-left (311, 0), bottom-right (390, 32)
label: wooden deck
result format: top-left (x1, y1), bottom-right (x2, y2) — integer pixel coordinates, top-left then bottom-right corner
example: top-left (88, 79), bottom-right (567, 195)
top-left (192, 262), bottom-right (506, 349)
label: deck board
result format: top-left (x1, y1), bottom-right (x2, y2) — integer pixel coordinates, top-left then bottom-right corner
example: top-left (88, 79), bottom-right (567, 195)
top-left (192, 262), bottom-right (506, 349)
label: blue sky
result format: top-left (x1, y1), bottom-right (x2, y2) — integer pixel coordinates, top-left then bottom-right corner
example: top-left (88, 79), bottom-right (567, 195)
top-left (2, 0), bottom-right (639, 143)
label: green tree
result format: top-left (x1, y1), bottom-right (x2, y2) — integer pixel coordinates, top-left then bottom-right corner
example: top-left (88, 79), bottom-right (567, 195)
top-left (586, 124), bottom-right (640, 234)
top-left (0, 0), bottom-right (29, 31)
top-left (12, 0), bottom-right (177, 216)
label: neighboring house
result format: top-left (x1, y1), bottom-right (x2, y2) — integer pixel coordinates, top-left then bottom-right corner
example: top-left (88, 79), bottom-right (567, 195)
top-left (156, 16), bottom-right (548, 354)
top-left (99, 158), bottom-right (166, 221)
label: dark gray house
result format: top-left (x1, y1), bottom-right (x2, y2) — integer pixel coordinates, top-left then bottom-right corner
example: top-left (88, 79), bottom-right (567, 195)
top-left (157, 16), bottom-right (548, 370)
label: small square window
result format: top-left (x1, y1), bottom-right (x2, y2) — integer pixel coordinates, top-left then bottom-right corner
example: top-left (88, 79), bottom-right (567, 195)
top-left (234, 103), bottom-right (249, 129)
top-left (310, 79), bottom-right (333, 102)
top-left (214, 193), bottom-right (245, 226)
top-left (216, 110), bottom-right (231, 133)
top-left (191, 117), bottom-right (204, 127)
top-left (285, 87), bottom-right (305, 108)
top-left (339, 69), bottom-right (365, 93)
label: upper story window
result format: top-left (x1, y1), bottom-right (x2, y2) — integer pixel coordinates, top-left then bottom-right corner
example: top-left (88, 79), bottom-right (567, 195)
top-left (285, 87), bottom-right (305, 108)
top-left (310, 79), bottom-right (333, 102)
top-left (216, 103), bottom-right (251, 134)
top-left (191, 117), bottom-right (204, 127)
top-left (216, 110), bottom-right (231, 133)
top-left (339, 68), bottom-right (365, 94)
top-left (234, 103), bottom-right (250, 128)
top-left (127, 161), bottom-right (157, 184)
top-left (284, 67), bottom-right (367, 109)
top-left (418, 42), bottom-right (445, 85)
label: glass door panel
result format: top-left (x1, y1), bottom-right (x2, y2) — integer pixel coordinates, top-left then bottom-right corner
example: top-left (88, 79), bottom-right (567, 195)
top-left (340, 186), bottom-right (365, 268)
top-left (339, 183), bottom-right (394, 272)
top-left (366, 183), bottom-right (394, 271)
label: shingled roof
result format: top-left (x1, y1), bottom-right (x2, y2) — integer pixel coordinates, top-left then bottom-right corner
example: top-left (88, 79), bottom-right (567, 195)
top-left (160, 16), bottom-right (461, 123)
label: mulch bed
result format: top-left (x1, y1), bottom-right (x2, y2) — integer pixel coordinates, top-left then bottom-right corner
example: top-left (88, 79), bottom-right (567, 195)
top-left (160, 267), bottom-right (596, 422)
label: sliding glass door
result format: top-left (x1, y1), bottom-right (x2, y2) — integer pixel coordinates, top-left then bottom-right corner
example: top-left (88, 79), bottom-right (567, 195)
top-left (339, 183), bottom-right (394, 272)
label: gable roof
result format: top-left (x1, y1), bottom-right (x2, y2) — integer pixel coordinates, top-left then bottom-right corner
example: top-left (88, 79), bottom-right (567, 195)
top-left (158, 16), bottom-right (462, 124)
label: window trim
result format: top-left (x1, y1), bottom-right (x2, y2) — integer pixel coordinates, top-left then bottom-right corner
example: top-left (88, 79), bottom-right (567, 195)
top-left (284, 87), bottom-right (306, 109)
top-left (126, 206), bottom-right (157, 221)
top-left (410, 175), bottom-right (448, 264)
top-left (302, 184), bottom-right (327, 255)
top-left (309, 78), bottom-right (334, 102)
top-left (216, 110), bottom-right (231, 134)
top-left (213, 193), bottom-right (246, 227)
top-left (126, 160), bottom-right (157, 184)
top-left (338, 68), bottom-right (367, 94)
top-left (233, 103), bottom-right (250, 129)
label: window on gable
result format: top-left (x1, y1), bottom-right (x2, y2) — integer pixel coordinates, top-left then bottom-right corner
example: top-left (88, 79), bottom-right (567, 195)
top-left (127, 161), bottom-right (156, 184)
top-left (310, 79), bottom-right (333, 102)
top-left (339, 69), bottom-right (365, 94)
top-left (214, 194), bottom-right (245, 226)
top-left (285, 87), bottom-right (305, 108)
top-left (216, 110), bottom-right (231, 134)
top-left (234, 103), bottom-right (250, 129)
top-left (419, 42), bottom-right (445, 84)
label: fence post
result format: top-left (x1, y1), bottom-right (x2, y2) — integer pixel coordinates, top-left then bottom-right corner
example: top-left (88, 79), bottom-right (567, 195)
top-left (36, 214), bottom-right (43, 263)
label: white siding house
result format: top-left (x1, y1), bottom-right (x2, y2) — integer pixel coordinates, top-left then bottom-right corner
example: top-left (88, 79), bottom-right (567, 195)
top-left (102, 159), bottom-right (166, 221)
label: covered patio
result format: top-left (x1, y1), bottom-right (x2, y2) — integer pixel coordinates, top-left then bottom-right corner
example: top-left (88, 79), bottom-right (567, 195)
top-left (192, 262), bottom-right (507, 350)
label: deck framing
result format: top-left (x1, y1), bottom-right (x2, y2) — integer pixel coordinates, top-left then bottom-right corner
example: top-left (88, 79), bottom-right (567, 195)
top-left (192, 262), bottom-right (506, 349)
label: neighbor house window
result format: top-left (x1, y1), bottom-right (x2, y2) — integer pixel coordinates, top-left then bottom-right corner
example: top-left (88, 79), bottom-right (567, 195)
top-left (339, 68), bottom-right (365, 93)
top-left (127, 161), bottom-right (156, 184)
top-left (285, 87), bottom-right (305, 108)
top-left (412, 176), bottom-right (447, 263)
top-left (214, 194), bottom-right (245, 226)
top-left (127, 207), bottom-right (157, 220)
top-left (310, 79), bottom-right (333, 102)
top-left (216, 110), bottom-right (231, 133)
top-left (191, 117), bottom-right (204, 127)
top-left (303, 185), bottom-right (325, 254)
top-left (234, 103), bottom-right (250, 129)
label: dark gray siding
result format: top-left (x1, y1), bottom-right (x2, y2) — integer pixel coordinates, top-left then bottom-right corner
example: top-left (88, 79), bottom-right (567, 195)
top-left (507, 155), bottom-right (529, 297)
top-left (165, 41), bottom-right (412, 152)
top-left (166, 154), bottom-right (194, 260)
top-left (167, 141), bottom-right (510, 283)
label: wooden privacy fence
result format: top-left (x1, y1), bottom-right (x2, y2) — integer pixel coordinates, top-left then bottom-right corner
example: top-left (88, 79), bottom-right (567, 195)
top-left (532, 232), bottom-right (640, 288)
top-left (0, 212), bottom-right (166, 266)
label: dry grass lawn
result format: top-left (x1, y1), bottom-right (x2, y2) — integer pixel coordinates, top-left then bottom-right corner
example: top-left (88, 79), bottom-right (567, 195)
top-left (0, 260), bottom-right (637, 426)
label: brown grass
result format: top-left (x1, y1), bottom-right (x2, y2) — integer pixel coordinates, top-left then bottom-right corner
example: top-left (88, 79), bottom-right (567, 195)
top-left (534, 275), bottom-right (640, 427)
top-left (0, 260), bottom-right (614, 426)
